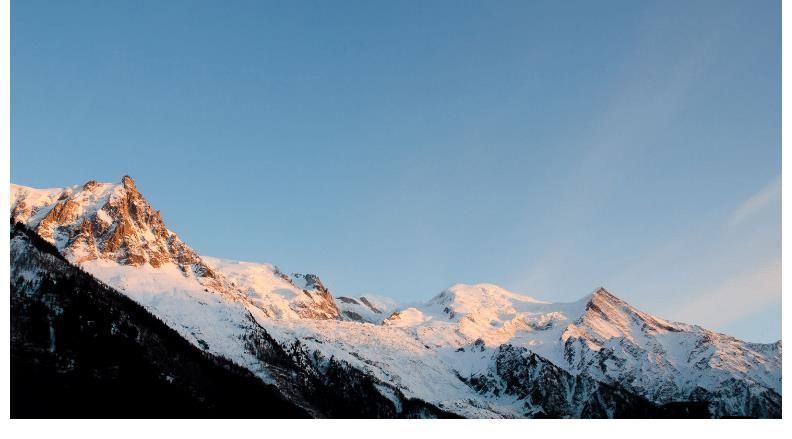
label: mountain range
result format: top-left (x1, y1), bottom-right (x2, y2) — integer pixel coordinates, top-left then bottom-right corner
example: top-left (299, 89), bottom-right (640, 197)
top-left (9, 176), bottom-right (782, 418)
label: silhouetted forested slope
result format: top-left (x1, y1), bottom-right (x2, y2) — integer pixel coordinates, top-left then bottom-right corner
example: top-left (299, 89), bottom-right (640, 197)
top-left (11, 223), bottom-right (308, 418)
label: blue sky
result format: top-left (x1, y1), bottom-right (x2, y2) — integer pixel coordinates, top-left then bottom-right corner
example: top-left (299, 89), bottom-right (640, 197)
top-left (12, 0), bottom-right (780, 341)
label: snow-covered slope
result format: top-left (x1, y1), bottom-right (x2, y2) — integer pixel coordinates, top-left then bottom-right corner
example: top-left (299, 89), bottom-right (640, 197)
top-left (201, 257), bottom-right (338, 320)
top-left (9, 177), bottom-right (782, 418)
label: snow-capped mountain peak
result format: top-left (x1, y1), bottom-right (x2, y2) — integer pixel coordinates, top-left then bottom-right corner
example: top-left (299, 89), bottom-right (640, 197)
top-left (428, 283), bottom-right (547, 316)
top-left (10, 177), bottom-right (340, 321)
top-left (11, 176), bottom-right (214, 277)
top-left (383, 283), bottom-right (581, 352)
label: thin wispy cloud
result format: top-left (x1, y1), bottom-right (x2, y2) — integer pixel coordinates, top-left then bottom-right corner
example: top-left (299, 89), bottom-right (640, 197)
top-left (672, 259), bottom-right (780, 330)
top-left (727, 175), bottom-right (781, 229)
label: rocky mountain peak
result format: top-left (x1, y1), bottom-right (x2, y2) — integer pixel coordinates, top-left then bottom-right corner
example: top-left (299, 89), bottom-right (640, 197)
top-left (83, 179), bottom-right (99, 191)
top-left (121, 175), bottom-right (137, 191)
top-left (590, 287), bottom-right (619, 301)
top-left (581, 287), bottom-right (628, 319)
top-left (10, 177), bottom-right (222, 287)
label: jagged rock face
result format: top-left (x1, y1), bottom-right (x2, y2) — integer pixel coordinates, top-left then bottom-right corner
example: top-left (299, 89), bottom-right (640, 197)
top-left (10, 177), bottom-right (231, 295)
top-left (13, 177), bottom-right (203, 272)
top-left (99, 176), bottom-right (168, 266)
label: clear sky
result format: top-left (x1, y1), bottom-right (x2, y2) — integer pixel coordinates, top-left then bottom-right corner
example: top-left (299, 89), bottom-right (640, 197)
top-left (12, 0), bottom-right (780, 341)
